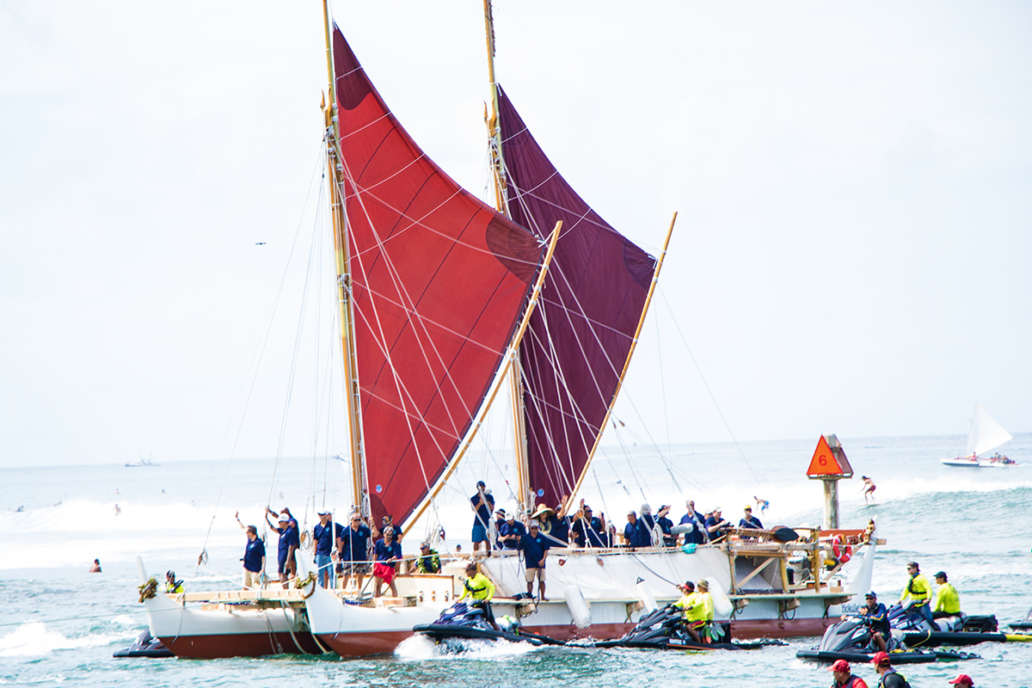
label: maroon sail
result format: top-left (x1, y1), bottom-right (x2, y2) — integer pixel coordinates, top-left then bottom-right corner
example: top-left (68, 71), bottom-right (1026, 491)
top-left (496, 86), bottom-right (657, 508)
top-left (332, 31), bottom-right (544, 526)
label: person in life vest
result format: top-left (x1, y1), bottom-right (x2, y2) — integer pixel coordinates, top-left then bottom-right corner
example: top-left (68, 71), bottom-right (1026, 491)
top-left (859, 591), bottom-right (890, 653)
top-left (932, 571), bottom-right (962, 620)
top-left (672, 580), bottom-right (706, 643)
top-left (871, 651), bottom-right (911, 688)
top-left (164, 570), bottom-right (184, 594)
top-left (900, 561), bottom-right (933, 623)
top-left (830, 659), bottom-right (869, 688)
top-left (696, 579), bottom-right (717, 641)
top-left (459, 562), bottom-right (498, 629)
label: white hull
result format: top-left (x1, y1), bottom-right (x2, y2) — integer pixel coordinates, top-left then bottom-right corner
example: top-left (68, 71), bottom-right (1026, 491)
top-left (941, 457), bottom-right (1017, 468)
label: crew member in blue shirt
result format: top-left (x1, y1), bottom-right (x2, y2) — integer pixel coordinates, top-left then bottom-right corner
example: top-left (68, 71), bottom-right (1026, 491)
top-left (679, 500), bottom-right (709, 545)
top-left (265, 507), bottom-right (299, 587)
top-left (657, 505), bottom-right (676, 547)
top-left (493, 508), bottom-right (507, 550)
top-left (342, 512), bottom-right (371, 590)
top-left (521, 522), bottom-right (550, 600)
top-left (373, 527), bottom-right (402, 597)
top-left (313, 510), bottom-right (345, 588)
top-left (624, 511), bottom-right (651, 548)
top-left (705, 508), bottom-right (732, 542)
top-left (470, 481), bottom-right (495, 555)
top-left (572, 503), bottom-right (606, 547)
top-left (738, 505), bottom-right (763, 529)
top-left (499, 512), bottom-right (526, 549)
top-left (235, 511), bottom-right (266, 589)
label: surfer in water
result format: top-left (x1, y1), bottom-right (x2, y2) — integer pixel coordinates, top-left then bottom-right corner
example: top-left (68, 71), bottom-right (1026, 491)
top-left (89, 558), bottom-right (102, 573)
top-left (862, 476), bottom-right (876, 504)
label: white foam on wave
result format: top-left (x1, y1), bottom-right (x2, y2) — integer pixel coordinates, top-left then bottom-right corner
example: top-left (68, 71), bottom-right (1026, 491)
top-left (0, 622), bottom-right (126, 658)
top-left (393, 633), bottom-right (538, 660)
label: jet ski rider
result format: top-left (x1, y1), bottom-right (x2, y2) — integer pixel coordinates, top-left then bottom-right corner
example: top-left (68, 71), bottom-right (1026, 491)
top-left (672, 580), bottom-right (706, 643)
top-left (932, 571), bottom-right (962, 620)
top-left (900, 561), bottom-right (933, 623)
top-left (460, 562), bottom-right (498, 629)
top-left (859, 591), bottom-right (890, 653)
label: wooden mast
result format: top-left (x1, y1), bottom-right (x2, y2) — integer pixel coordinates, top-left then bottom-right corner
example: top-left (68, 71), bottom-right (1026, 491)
top-left (563, 212), bottom-right (679, 512)
top-left (321, 1), bottom-right (369, 517)
top-left (483, 0), bottom-right (533, 516)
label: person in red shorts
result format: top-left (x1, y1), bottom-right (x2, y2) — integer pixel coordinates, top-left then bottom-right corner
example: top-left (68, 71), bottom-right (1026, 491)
top-left (373, 526), bottom-right (402, 597)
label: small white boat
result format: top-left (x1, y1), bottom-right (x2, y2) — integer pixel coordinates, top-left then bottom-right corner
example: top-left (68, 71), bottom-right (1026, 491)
top-left (941, 405), bottom-right (1017, 468)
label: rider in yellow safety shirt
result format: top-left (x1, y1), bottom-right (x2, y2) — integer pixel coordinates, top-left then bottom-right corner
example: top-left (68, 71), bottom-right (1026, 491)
top-left (900, 561), bottom-right (932, 622)
top-left (932, 571), bottom-right (961, 618)
top-left (164, 570), bottom-right (184, 594)
top-left (460, 562), bottom-right (498, 629)
top-left (672, 580), bottom-right (706, 643)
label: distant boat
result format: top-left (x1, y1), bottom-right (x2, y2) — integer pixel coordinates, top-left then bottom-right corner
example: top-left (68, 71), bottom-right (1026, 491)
top-left (124, 458), bottom-right (158, 468)
top-left (941, 405), bottom-right (1017, 468)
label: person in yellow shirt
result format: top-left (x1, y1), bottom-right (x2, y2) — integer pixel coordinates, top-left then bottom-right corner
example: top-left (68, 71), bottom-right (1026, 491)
top-left (672, 580), bottom-right (706, 643)
top-left (459, 562), bottom-right (498, 629)
top-left (900, 561), bottom-right (933, 623)
top-left (932, 571), bottom-right (961, 619)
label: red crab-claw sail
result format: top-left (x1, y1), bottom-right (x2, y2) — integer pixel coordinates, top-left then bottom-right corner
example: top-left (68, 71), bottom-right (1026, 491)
top-left (495, 85), bottom-right (657, 509)
top-left (331, 28), bottom-right (545, 526)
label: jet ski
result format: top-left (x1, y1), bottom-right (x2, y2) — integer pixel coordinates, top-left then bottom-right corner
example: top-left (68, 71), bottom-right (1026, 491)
top-left (592, 605), bottom-right (786, 651)
top-left (1010, 609), bottom-right (1032, 631)
top-left (888, 603), bottom-right (1032, 647)
top-left (112, 629), bottom-right (174, 658)
top-left (796, 616), bottom-right (978, 664)
top-left (414, 602), bottom-right (562, 646)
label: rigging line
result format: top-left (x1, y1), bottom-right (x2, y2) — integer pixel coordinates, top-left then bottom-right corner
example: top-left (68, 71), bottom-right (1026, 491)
top-left (267, 176), bottom-right (326, 509)
top-left (338, 161), bottom-right (487, 446)
top-left (196, 138), bottom-right (326, 574)
top-left (333, 168), bottom-right (457, 513)
top-left (655, 309), bottom-right (672, 451)
top-left (659, 288), bottom-right (763, 483)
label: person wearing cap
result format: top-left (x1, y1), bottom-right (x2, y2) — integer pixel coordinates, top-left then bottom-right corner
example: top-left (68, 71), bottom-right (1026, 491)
top-left (679, 500), bottom-right (709, 545)
top-left (705, 508), bottom-right (732, 542)
top-left (672, 580), bottom-right (706, 643)
top-left (341, 512), bottom-right (371, 590)
top-left (499, 511), bottom-right (527, 550)
top-left (571, 501), bottom-right (605, 548)
top-left (415, 541), bottom-right (441, 574)
top-left (372, 526), bottom-right (402, 597)
top-left (460, 562), bottom-right (498, 628)
top-left (900, 561), bottom-right (933, 623)
top-left (164, 569), bottom-right (184, 594)
top-left (265, 506), bottom-right (299, 587)
top-left (948, 674), bottom-right (974, 687)
top-left (859, 591), bottom-right (890, 652)
top-left (313, 510), bottom-right (345, 588)
top-left (656, 505), bottom-right (676, 547)
top-left (871, 651), bottom-right (909, 688)
top-left (234, 511), bottom-right (266, 589)
top-left (738, 505), bottom-right (763, 530)
top-left (521, 521), bottom-right (551, 599)
top-left (470, 481), bottom-right (495, 555)
top-left (623, 510), bottom-right (651, 549)
top-left (830, 659), bottom-right (869, 688)
top-left (493, 508), bottom-right (507, 550)
top-left (932, 571), bottom-right (961, 619)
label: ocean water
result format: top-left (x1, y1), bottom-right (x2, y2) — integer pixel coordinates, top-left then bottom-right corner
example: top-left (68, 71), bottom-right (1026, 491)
top-left (2, 434), bottom-right (1031, 687)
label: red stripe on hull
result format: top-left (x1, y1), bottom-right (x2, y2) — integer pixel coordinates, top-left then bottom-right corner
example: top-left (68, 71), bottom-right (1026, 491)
top-left (731, 616), bottom-right (835, 638)
top-left (317, 630), bottom-right (413, 657)
top-left (158, 631), bottom-right (323, 659)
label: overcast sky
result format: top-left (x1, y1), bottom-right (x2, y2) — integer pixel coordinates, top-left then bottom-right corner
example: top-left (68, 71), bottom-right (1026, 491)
top-left (1, 1), bottom-right (1029, 469)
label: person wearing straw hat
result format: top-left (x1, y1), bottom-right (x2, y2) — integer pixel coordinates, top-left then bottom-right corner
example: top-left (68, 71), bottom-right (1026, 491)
top-left (829, 659), bottom-right (868, 688)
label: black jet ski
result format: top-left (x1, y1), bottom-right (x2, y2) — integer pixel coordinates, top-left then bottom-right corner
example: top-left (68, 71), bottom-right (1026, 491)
top-left (112, 629), bottom-right (174, 658)
top-left (796, 616), bottom-right (978, 664)
top-left (887, 603), bottom-right (1032, 647)
top-left (592, 605), bottom-right (786, 651)
top-left (1010, 609), bottom-right (1032, 631)
top-left (414, 602), bottom-right (562, 646)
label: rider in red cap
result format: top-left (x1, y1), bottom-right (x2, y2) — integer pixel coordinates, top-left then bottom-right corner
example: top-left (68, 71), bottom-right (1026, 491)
top-left (871, 651), bottom-right (909, 687)
top-left (830, 659), bottom-right (869, 688)
top-left (948, 676), bottom-right (973, 687)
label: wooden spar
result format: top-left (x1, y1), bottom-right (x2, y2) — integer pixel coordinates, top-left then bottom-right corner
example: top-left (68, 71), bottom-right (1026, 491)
top-left (563, 211), bottom-right (679, 514)
top-left (402, 221), bottom-right (563, 533)
top-left (322, 1), bottom-right (368, 515)
top-left (482, 0), bottom-right (531, 513)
